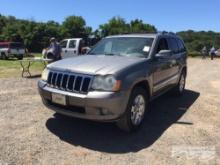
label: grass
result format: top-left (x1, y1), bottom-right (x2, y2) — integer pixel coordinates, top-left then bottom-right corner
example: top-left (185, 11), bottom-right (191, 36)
top-left (0, 53), bottom-right (46, 78)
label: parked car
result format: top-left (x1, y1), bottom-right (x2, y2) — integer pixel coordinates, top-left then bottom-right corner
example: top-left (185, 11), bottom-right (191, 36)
top-left (215, 49), bottom-right (220, 57)
top-left (0, 42), bottom-right (25, 60)
top-left (38, 32), bottom-right (187, 132)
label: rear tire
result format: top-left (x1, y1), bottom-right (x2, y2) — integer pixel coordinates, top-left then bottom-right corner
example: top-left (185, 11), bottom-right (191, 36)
top-left (116, 87), bottom-right (148, 132)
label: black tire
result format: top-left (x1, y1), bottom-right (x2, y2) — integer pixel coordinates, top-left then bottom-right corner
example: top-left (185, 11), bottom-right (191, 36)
top-left (116, 87), bottom-right (148, 132)
top-left (172, 71), bottom-right (186, 96)
top-left (1, 53), bottom-right (8, 60)
top-left (17, 56), bottom-right (23, 60)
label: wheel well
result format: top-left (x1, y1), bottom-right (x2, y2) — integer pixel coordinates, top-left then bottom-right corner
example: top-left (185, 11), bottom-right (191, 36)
top-left (47, 52), bottom-right (54, 59)
top-left (132, 80), bottom-right (150, 98)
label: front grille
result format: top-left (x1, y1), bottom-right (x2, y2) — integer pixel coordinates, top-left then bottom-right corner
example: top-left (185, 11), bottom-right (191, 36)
top-left (47, 71), bottom-right (93, 94)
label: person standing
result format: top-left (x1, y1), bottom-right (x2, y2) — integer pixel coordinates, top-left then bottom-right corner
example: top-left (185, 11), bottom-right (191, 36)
top-left (201, 46), bottom-right (208, 59)
top-left (209, 46), bottom-right (216, 60)
top-left (48, 37), bottom-right (62, 62)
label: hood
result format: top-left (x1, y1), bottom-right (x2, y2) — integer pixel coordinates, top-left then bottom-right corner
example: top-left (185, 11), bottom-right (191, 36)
top-left (48, 55), bottom-right (145, 75)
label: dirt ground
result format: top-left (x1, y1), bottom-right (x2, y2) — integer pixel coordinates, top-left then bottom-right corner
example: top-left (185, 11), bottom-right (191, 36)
top-left (0, 58), bottom-right (220, 165)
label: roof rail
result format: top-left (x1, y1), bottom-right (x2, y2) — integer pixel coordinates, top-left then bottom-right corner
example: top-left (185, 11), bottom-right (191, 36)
top-left (119, 31), bottom-right (158, 35)
top-left (158, 31), bottom-right (176, 35)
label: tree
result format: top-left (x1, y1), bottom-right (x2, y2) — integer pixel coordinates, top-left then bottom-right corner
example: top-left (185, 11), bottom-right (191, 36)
top-left (130, 19), bottom-right (156, 33)
top-left (99, 16), bottom-right (130, 36)
top-left (99, 17), bottom-right (157, 37)
top-left (62, 16), bottom-right (91, 38)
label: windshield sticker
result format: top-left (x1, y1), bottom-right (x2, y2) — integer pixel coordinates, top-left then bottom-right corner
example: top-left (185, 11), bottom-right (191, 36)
top-left (143, 46), bottom-right (150, 52)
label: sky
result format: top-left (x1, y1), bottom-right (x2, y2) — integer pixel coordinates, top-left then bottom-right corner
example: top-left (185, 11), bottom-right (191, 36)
top-left (0, 0), bottom-right (219, 32)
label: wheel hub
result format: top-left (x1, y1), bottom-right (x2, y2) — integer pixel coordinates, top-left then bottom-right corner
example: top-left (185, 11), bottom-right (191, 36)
top-left (131, 95), bottom-right (146, 126)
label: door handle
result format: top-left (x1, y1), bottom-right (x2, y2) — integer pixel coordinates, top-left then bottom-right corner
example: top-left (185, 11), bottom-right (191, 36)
top-left (65, 50), bottom-right (68, 53)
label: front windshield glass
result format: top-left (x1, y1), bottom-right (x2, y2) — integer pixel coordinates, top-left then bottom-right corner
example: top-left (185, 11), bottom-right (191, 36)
top-left (89, 37), bottom-right (154, 58)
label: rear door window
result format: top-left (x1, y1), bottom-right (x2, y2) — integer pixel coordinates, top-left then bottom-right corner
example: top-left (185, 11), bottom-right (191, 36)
top-left (167, 38), bottom-right (179, 54)
top-left (69, 40), bottom-right (76, 48)
top-left (176, 39), bottom-right (186, 52)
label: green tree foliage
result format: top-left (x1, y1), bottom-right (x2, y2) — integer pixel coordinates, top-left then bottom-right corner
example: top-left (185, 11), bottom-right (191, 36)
top-left (62, 16), bottom-right (91, 38)
top-left (178, 30), bottom-right (220, 52)
top-left (99, 17), bottom-right (157, 37)
top-left (130, 19), bottom-right (156, 33)
top-left (99, 17), bottom-right (130, 36)
top-left (1, 13), bottom-right (220, 53)
top-left (0, 14), bottom-right (92, 52)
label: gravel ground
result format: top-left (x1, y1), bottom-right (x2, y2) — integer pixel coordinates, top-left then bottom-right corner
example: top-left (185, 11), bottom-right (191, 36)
top-left (0, 58), bottom-right (220, 165)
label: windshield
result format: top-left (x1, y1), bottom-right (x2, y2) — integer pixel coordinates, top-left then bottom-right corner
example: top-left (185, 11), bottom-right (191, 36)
top-left (89, 37), bottom-right (154, 58)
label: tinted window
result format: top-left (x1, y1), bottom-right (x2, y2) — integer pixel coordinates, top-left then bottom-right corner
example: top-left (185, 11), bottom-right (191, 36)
top-left (60, 40), bottom-right (67, 48)
top-left (156, 38), bottom-right (169, 53)
top-left (69, 40), bottom-right (76, 48)
top-left (167, 38), bottom-right (179, 53)
top-left (10, 43), bottom-right (24, 49)
top-left (176, 38), bottom-right (186, 52)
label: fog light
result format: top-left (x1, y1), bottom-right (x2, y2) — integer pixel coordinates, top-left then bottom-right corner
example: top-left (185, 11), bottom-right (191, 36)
top-left (100, 108), bottom-right (109, 115)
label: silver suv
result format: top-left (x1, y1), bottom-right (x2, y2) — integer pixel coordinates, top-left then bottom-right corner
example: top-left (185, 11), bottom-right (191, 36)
top-left (38, 32), bottom-right (187, 132)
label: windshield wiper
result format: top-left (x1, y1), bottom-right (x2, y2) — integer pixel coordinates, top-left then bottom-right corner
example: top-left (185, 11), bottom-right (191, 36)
top-left (104, 53), bottom-right (116, 56)
top-left (104, 53), bottom-right (126, 57)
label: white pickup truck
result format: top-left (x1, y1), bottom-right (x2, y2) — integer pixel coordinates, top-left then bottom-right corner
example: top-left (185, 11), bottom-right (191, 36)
top-left (60, 38), bottom-right (90, 58)
top-left (0, 42), bottom-right (25, 60)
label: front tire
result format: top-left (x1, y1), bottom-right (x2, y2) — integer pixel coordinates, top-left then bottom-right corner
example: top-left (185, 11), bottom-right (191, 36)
top-left (17, 55), bottom-right (23, 60)
top-left (116, 87), bottom-right (148, 132)
top-left (173, 71), bottom-right (186, 96)
top-left (1, 53), bottom-right (8, 60)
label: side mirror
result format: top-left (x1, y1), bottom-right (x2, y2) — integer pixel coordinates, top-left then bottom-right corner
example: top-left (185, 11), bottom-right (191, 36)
top-left (155, 50), bottom-right (172, 58)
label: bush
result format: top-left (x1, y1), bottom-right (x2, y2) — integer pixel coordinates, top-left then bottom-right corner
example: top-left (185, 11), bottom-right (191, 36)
top-left (188, 51), bottom-right (201, 57)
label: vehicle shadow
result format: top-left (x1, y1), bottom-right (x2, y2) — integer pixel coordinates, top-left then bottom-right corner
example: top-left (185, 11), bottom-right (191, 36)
top-left (46, 89), bottom-right (200, 153)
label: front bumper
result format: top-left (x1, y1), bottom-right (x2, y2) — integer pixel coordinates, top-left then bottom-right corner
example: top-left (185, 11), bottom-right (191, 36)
top-left (38, 80), bottom-right (130, 122)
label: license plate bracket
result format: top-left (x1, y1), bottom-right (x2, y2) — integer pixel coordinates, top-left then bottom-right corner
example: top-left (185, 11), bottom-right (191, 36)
top-left (52, 93), bottom-right (66, 106)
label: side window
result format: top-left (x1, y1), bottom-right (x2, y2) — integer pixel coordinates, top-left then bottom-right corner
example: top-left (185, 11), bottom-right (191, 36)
top-left (60, 41), bottom-right (67, 48)
top-left (157, 38), bottom-right (169, 53)
top-left (167, 38), bottom-right (179, 54)
top-left (69, 40), bottom-right (76, 48)
top-left (177, 39), bottom-right (186, 52)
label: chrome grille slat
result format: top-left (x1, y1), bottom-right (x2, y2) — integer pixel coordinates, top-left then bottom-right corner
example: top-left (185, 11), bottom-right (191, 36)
top-left (72, 76), bottom-right (76, 92)
top-left (65, 75), bottom-right (70, 90)
top-left (47, 71), bottom-right (92, 94)
top-left (55, 73), bottom-right (59, 87)
top-left (80, 77), bottom-right (85, 92)
top-left (50, 72), bottom-right (54, 86)
top-left (59, 74), bottom-right (64, 89)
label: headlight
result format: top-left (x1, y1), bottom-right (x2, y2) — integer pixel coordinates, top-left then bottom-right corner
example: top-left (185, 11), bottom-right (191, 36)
top-left (41, 68), bottom-right (49, 81)
top-left (91, 75), bottom-right (121, 91)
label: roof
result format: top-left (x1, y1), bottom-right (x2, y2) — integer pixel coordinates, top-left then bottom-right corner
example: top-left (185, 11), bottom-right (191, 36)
top-left (106, 33), bottom-right (158, 38)
top-left (62, 38), bottom-right (83, 41)
top-left (106, 32), bottom-right (179, 39)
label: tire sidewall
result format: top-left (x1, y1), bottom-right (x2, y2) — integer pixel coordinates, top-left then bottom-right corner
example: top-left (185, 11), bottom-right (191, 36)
top-left (125, 87), bottom-right (148, 131)
top-left (178, 72), bottom-right (186, 94)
